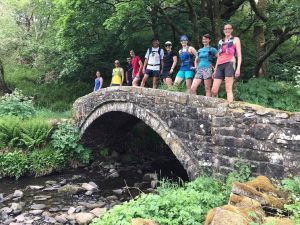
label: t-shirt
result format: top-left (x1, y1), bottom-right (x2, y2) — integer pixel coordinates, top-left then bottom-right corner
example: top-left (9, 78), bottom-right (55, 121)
top-left (163, 50), bottom-right (175, 71)
top-left (111, 68), bottom-right (122, 85)
top-left (131, 56), bottom-right (141, 76)
top-left (145, 47), bottom-right (164, 71)
top-left (198, 46), bottom-right (218, 68)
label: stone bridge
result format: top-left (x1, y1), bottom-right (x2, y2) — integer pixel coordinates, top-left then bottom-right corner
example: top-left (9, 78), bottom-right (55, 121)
top-left (73, 86), bottom-right (300, 180)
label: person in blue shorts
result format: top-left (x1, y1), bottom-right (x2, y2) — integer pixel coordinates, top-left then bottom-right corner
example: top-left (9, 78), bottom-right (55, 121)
top-left (174, 35), bottom-right (197, 91)
top-left (190, 34), bottom-right (218, 96)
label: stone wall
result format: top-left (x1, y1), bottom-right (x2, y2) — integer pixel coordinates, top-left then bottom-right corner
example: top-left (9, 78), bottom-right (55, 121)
top-left (73, 86), bottom-right (300, 179)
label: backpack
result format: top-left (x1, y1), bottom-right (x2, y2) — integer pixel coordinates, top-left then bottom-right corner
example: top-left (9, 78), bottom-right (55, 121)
top-left (218, 37), bottom-right (235, 54)
top-left (198, 47), bottom-right (214, 63)
top-left (147, 47), bottom-right (163, 64)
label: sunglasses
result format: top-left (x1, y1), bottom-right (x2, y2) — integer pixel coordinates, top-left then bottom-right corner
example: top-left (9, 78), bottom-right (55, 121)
top-left (165, 45), bottom-right (172, 47)
top-left (114, 62), bottom-right (120, 64)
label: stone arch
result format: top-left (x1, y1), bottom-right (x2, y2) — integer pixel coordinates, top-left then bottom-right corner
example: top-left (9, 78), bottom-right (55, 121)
top-left (79, 101), bottom-right (200, 180)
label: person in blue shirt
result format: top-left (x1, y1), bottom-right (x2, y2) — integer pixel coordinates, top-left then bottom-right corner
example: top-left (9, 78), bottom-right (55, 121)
top-left (190, 34), bottom-right (218, 96)
top-left (94, 70), bottom-right (103, 92)
top-left (174, 35), bottom-right (197, 92)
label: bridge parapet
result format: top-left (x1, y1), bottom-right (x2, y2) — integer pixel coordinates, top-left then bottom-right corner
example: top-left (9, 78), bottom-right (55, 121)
top-left (73, 86), bottom-right (300, 179)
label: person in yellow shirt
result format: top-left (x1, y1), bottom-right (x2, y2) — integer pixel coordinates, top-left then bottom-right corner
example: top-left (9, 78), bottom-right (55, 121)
top-left (110, 60), bottom-right (124, 86)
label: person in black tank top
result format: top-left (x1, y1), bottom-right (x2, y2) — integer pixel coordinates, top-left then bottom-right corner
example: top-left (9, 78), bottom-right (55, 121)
top-left (161, 41), bottom-right (177, 86)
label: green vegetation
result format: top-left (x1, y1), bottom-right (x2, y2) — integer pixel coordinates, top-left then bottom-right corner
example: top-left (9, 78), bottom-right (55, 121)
top-left (0, 90), bottom-right (90, 178)
top-left (91, 176), bottom-right (229, 225)
top-left (0, 89), bottom-right (36, 118)
top-left (0, 150), bottom-right (30, 179)
top-left (51, 121), bottom-right (92, 165)
top-left (91, 171), bottom-right (300, 225)
top-left (282, 176), bottom-right (300, 224)
top-left (29, 146), bottom-right (65, 177)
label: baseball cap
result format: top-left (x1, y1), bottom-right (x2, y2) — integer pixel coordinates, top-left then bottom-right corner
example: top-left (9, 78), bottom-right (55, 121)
top-left (180, 35), bottom-right (189, 41)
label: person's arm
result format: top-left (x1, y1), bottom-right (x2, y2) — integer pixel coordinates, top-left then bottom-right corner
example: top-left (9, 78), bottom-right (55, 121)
top-left (110, 72), bottom-right (113, 87)
top-left (100, 78), bottom-right (103, 89)
top-left (195, 53), bottom-right (199, 68)
top-left (143, 50), bottom-right (149, 74)
top-left (126, 71), bottom-right (129, 83)
top-left (138, 58), bottom-right (143, 76)
top-left (234, 37), bottom-right (242, 78)
top-left (160, 50), bottom-right (164, 74)
top-left (120, 68), bottom-right (124, 86)
top-left (143, 58), bottom-right (148, 74)
top-left (170, 55), bottom-right (177, 74)
top-left (189, 47), bottom-right (198, 68)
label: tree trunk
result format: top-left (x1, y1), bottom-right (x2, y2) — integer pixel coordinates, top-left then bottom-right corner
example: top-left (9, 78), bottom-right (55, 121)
top-left (0, 60), bottom-right (12, 94)
top-left (186, 0), bottom-right (200, 49)
top-left (206, 0), bottom-right (222, 45)
top-left (254, 30), bottom-right (296, 76)
top-left (253, 0), bottom-right (267, 77)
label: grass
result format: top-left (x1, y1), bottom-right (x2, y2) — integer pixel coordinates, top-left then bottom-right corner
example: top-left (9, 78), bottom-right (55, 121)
top-left (4, 64), bottom-right (91, 112)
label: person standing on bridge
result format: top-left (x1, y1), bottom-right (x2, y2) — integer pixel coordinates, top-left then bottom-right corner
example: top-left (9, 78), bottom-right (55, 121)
top-left (190, 34), bottom-right (218, 96)
top-left (174, 35), bottom-right (197, 92)
top-left (130, 50), bottom-right (143, 87)
top-left (141, 37), bottom-right (164, 89)
top-left (110, 60), bottom-right (124, 87)
top-left (125, 57), bottom-right (133, 86)
top-left (94, 70), bottom-right (103, 92)
top-left (211, 23), bottom-right (242, 102)
top-left (161, 41), bottom-right (177, 87)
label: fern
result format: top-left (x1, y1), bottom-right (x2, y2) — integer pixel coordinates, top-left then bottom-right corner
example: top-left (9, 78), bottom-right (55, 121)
top-left (19, 119), bottom-right (53, 150)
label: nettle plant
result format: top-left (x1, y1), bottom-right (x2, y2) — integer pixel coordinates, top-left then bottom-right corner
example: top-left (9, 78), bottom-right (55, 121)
top-left (0, 89), bottom-right (36, 119)
top-left (51, 120), bottom-right (91, 165)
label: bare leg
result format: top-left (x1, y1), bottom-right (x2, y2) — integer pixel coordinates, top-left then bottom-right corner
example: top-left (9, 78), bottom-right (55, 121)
top-left (204, 79), bottom-right (212, 97)
top-left (132, 77), bottom-right (139, 87)
top-left (141, 74), bottom-right (149, 87)
top-left (211, 79), bottom-right (223, 97)
top-left (163, 78), bottom-right (167, 85)
top-left (225, 76), bottom-right (234, 102)
top-left (190, 79), bottom-right (202, 95)
top-left (174, 76), bottom-right (183, 85)
top-left (185, 78), bottom-right (192, 91)
top-left (153, 76), bottom-right (158, 89)
top-left (166, 77), bottom-right (173, 86)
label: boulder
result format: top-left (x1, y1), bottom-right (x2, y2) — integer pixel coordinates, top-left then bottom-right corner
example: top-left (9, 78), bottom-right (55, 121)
top-left (90, 208), bottom-right (107, 217)
top-left (58, 184), bottom-right (82, 194)
top-left (75, 212), bottom-right (95, 225)
top-left (131, 218), bottom-right (159, 225)
top-left (13, 190), bottom-right (23, 199)
top-left (264, 217), bottom-right (294, 225)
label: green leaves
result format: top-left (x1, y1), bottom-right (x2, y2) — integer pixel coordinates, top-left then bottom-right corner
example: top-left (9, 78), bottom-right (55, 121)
top-left (91, 176), bottom-right (228, 225)
top-left (0, 89), bottom-right (36, 119)
top-left (0, 150), bottom-right (30, 179)
top-left (0, 116), bottom-right (52, 150)
top-left (29, 146), bottom-right (65, 177)
top-left (51, 120), bottom-right (91, 165)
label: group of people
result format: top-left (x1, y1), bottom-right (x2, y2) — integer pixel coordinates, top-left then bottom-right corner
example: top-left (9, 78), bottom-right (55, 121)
top-left (94, 23), bottom-right (242, 102)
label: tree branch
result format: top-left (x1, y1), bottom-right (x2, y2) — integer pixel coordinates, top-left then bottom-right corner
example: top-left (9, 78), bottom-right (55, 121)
top-left (249, 0), bottom-right (268, 22)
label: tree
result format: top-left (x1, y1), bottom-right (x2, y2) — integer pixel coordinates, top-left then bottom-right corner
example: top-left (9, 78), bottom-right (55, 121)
top-left (0, 59), bottom-right (12, 94)
top-left (250, 0), bottom-right (300, 77)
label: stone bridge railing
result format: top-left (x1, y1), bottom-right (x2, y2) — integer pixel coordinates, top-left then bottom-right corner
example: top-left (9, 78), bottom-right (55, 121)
top-left (73, 86), bottom-right (300, 179)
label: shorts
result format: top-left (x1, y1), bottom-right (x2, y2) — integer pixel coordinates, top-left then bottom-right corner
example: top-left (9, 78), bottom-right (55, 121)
top-left (194, 67), bottom-right (212, 80)
top-left (176, 70), bottom-right (194, 80)
top-left (111, 84), bottom-right (120, 86)
top-left (215, 62), bottom-right (235, 79)
top-left (132, 75), bottom-right (141, 81)
top-left (144, 69), bottom-right (160, 78)
top-left (161, 70), bottom-right (172, 79)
